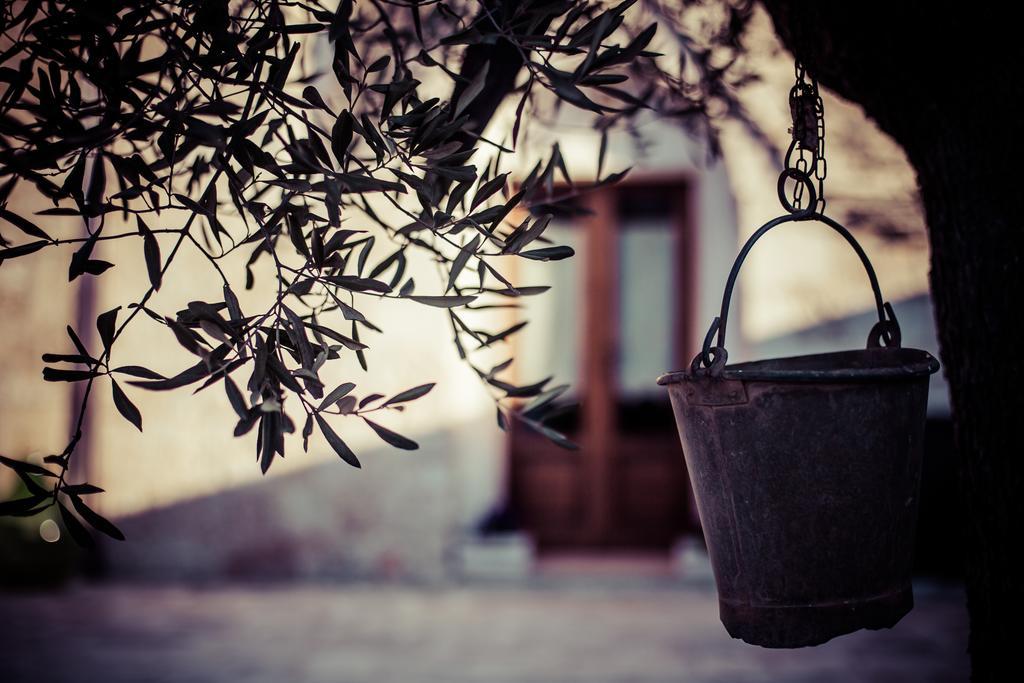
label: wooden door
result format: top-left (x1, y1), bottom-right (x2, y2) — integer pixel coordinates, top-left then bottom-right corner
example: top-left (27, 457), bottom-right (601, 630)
top-left (509, 179), bottom-right (697, 550)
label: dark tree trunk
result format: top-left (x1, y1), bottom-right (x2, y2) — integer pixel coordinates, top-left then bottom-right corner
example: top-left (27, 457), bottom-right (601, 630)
top-left (761, 3), bottom-right (1024, 678)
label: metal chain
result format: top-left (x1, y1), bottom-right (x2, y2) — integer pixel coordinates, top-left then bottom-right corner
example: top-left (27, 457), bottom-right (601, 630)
top-left (778, 62), bottom-right (827, 215)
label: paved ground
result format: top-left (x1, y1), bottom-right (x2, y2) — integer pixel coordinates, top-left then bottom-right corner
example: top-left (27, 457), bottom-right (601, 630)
top-left (0, 581), bottom-right (968, 683)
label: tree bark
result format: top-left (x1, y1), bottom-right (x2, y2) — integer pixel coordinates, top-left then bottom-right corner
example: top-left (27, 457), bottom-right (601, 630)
top-left (761, 3), bottom-right (1024, 678)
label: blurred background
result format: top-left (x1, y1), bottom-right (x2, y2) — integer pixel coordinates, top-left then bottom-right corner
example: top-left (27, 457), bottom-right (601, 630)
top-left (0, 7), bottom-right (966, 683)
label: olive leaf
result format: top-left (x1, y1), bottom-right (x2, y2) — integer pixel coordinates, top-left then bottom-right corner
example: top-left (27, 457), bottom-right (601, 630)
top-left (315, 414), bottom-right (361, 468)
top-left (111, 380), bottom-right (143, 432)
top-left (363, 418), bottom-right (418, 450)
top-left (384, 383), bottom-right (435, 406)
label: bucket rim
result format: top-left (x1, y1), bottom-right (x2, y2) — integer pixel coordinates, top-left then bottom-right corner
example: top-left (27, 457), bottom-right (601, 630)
top-left (657, 347), bottom-right (939, 385)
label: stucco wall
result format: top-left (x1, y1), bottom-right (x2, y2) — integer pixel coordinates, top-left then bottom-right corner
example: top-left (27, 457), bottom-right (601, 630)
top-left (1, 8), bottom-right (941, 580)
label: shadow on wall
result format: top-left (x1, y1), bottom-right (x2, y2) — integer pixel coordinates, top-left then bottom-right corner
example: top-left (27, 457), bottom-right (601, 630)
top-left (99, 429), bottom-right (460, 583)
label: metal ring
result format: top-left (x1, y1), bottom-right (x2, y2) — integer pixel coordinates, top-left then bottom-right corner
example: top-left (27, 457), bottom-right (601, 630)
top-left (777, 169), bottom-right (817, 215)
top-left (699, 317), bottom-right (721, 368)
top-left (867, 302), bottom-right (902, 349)
top-left (690, 347), bottom-right (728, 376)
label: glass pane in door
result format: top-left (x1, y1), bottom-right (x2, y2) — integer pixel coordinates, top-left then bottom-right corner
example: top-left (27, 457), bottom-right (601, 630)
top-left (515, 222), bottom-right (584, 392)
top-left (617, 217), bottom-right (675, 398)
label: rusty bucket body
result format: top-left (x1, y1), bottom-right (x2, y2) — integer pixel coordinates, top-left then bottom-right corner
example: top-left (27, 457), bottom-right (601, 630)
top-left (659, 212), bottom-right (940, 648)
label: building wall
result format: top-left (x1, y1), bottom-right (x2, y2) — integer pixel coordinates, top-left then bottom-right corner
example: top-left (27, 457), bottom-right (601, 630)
top-left (1, 165), bottom-right (511, 583)
top-left (0, 9), bottom-right (943, 580)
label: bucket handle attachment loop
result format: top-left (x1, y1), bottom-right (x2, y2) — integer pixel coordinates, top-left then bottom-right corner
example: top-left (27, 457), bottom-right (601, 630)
top-left (867, 302), bottom-right (901, 349)
top-left (692, 212), bottom-right (902, 374)
top-left (693, 317), bottom-right (728, 375)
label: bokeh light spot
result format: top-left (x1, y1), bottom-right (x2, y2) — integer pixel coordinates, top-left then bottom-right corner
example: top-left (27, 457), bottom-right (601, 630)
top-left (39, 518), bottom-right (61, 543)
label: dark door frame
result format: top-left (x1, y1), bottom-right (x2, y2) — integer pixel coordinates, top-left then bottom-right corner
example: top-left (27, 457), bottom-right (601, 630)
top-left (507, 172), bottom-right (699, 548)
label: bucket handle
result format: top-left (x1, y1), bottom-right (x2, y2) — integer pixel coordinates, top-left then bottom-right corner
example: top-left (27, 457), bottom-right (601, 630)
top-left (692, 212), bottom-right (901, 375)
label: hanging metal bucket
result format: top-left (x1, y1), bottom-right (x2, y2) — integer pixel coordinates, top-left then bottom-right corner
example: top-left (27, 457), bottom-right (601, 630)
top-left (658, 212), bottom-right (939, 648)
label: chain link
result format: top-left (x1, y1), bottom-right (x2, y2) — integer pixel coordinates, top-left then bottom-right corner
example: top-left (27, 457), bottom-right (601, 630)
top-left (778, 62), bottom-right (827, 215)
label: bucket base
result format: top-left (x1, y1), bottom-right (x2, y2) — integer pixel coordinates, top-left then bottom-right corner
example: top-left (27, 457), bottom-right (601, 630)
top-left (719, 585), bottom-right (914, 648)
